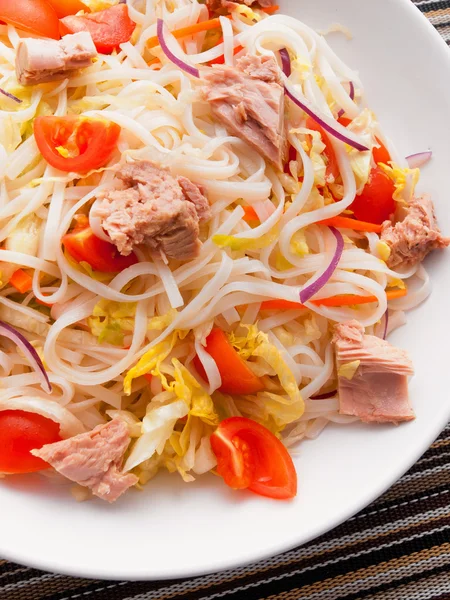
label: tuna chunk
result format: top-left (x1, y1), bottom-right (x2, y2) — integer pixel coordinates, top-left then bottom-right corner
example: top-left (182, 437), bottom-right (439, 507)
top-left (16, 32), bottom-right (97, 86)
top-left (32, 419), bottom-right (138, 503)
top-left (333, 320), bottom-right (415, 424)
top-left (94, 161), bottom-right (211, 260)
top-left (202, 55), bottom-right (286, 170)
top-left (381, 195), bottom-right (449, 268)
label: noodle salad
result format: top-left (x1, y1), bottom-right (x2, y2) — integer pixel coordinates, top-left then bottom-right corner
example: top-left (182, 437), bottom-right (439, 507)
top-left (0, 0), bottom-right (447, 502)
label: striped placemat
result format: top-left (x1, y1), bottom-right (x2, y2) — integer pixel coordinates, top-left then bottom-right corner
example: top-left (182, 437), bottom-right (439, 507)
top-left (1, 2), bottom-right (450, 599)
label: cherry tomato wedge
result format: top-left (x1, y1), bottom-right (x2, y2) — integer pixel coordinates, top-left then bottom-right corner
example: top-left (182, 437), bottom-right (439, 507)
top-left (34, 116), bottom-right (121, 174)
top-left (349, 166), bottom-right (396, 224)
top-left (210, 417), bottom-right (297, 499)
top-left (46, 0), bottom-right (88, 19)
top-left (62, 226), bottom-right (138, 273)
top-left (193, 328), bottom-right (264, 395)
top-left (372, 139), bottom-right (391, 165)
top-left (0, 410), bottom-right (61, 474)
top-left (60, 5), bottom-right (136, 54)
top-left (306, 117), bottom-right (339, 182)
top-left (0, 0), bottom-right (60, 39)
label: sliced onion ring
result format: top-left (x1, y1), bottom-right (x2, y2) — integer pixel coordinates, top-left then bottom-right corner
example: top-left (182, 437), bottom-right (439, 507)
top-left (406, 151), bottom-right (432, 169)
top-left (0, 321), bottom-right (51, 394)
top-left (0, 88), bottom-right (22, 103)
top-left (337, 81), bottom-right (354, 118)
top-left (300, 226), bottom-right (344, 304)
top-left (157, 19), bottom-right (200, 79)
top-left (279, 48), bottom-right (291, 77)
top-left (284, 82), bottom-right (368, 151)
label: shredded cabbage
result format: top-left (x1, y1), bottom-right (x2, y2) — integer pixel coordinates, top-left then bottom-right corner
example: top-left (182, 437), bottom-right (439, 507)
top-left (88, 300), bottom-right (136, 346)
top-left (379, 163), bottom-right (420, 201)
top-left (212, 228), bottom-right (279, 251)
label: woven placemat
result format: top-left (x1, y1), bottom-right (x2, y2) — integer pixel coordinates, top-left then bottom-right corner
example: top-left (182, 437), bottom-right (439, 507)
top-left (1, 1), bottom-right (450, 599)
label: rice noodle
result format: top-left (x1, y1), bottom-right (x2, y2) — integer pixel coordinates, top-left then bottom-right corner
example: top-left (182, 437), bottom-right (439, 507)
top-left (0, 4), bottom-right (438, 496)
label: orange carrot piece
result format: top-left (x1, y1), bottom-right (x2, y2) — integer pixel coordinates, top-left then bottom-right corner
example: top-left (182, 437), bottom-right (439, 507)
top-left (147, 17), bottom-right (222, 49)
top-left (209, 44), bottom-right (244, 65)
top-left (318, 216), bottom-right (383, 234)
top-left (314, 289), bottom-right (407, 307)
top-left (36, 298), bottom-right (53, 308)
top-left (144, 373), bottom-right (153, 383)
top-left (260, 5), bottom-right (279, 14)
top-left (9, 269), bottom-right (33, 294)
top-left (260, 289), bottom-right (407, 311)
top-left (260, 299), bottom-right (306, 311)
top-left (242, 205), bottom-right (259, 223)
top-left (147, 5), bottom-right (279, 51)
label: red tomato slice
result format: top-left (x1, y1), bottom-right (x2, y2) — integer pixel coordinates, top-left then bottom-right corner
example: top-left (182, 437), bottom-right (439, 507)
top-left (0, 0), bottom-right (60, 39)
top-left (372, 139), bottom-right (391, 165)
top-left (46, 0), bottom-right (88, 19)
top-left (210, 417), bottom-right (297, 499)
top-left (62, 226), bottom-right (138, 273)
top-left (306, 117), bottom-right (340, 182)
top-left (0, 410), bottom-right (61, 474)
top-left (34, 116), bottom-right (121, 174)
top-left (60, 5), bottom-right (136, 54)
top-left (193, 328), bottom-right (264, 395)
top-left (349, 166), bottom-right (396, 224)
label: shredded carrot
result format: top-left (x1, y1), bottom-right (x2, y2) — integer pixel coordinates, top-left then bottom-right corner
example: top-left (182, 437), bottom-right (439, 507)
top-left (36, 297), bottom-right (53, 308)
top-left (260, 5), bottom-right (279, 14)
top-left (260, 299), bottom-right (306, 311)
top-left (209, 44), bottom-right (244, 65)
top-left (242, 205), bottom-right (259, 223)
top-left (260, 289), bottom-right (407, 311)
top-left (318, 216), bottom-right (383, 234)
top-left (9, 269), bottom-right (33, 294)
top-left (314, 289), bottom-right (407, 307)
top-left (147, 6), bottom-right (279, 50)
top-left (147, 57), bottom-right (162, 69)
top-left (147, 17), bottom-right (223, 49)
top-left (144, 373), bottom-right (153, 383)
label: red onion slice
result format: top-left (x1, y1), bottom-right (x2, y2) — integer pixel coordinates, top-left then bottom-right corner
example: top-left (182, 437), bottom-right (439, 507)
top-left (311, 390), bottom-right (337, 400)
top-left (157, 19), bottom-right (200, 79)
top-left (285, 83), bottom-right (368, 151)
top-left (406, 151), bottom-right (432, 169)
top-left (299, 226), bottom-right (344, 303)
top-left (279, 48), bottom-right (291, 77)
top-left (337, 81), bottom-right (354, 118)
top-left (0, 88), bottom-right (22, 103)
top-left (0, 321), bottom-right (51, 393)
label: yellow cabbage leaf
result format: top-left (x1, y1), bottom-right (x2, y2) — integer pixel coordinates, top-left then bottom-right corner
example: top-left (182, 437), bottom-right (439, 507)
top-left (88, 300), bottom-right (136, 347)
top-left (379, 163), bottom-right (420, 202)
top-left (212, 228), bottom-right (278, 251)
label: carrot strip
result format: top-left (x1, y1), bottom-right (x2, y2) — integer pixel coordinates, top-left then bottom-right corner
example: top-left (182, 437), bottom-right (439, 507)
top-left (261, 299), bottom-right (305, 311)
top-left (315, 289), bottom-right (407, 307)
top-left (242, 205), bottom-right (259, 223)
top-left (147, 17), bottom-right (222, 49)
top-left (36, 297), bottom-right (53, 308)
top-left (209, 44), bottom-right (244, 65)
top-left (260, 289), bottom-right (407, 311)
top-left (318, 216), bottom-right (383, 234)
top-left (144, 373), bottom-right (153, 383)
top-left (260, 5), bottom-right (279, 14)
top-left (9, 269), bottom-right (33, 294)
top-left (147, 5), bottom-right (279, 50)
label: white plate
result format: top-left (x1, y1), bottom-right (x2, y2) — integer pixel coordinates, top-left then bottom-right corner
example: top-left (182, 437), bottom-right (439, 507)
top-left (1, 0), bottom-right (450, 580)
